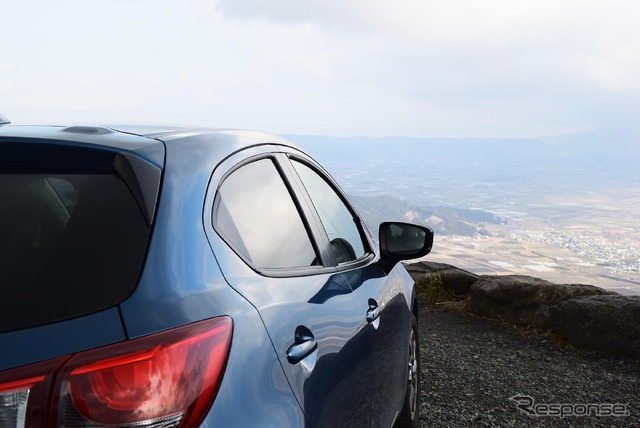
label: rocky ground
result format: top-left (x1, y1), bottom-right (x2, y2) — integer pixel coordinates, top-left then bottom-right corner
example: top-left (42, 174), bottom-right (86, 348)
top-left (418, 305), bottom-right (640, 427)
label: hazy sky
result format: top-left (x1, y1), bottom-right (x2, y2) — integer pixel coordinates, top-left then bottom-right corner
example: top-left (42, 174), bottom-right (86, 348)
top-left (1, 0), bottom-right (639, 137)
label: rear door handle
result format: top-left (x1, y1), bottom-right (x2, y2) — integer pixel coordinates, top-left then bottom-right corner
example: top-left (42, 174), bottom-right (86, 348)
top-left (287, 327), bottom-right (318, 364)
top-left (366, 299), bottom-right (380, 323)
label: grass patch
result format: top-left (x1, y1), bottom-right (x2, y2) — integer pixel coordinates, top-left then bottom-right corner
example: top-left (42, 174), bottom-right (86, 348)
top-left (416, 273), bottom-right (457, 304)
top-left (435, 299), bottom-right (469, 313)
top-left (552, 332), bottom-right (573, 348)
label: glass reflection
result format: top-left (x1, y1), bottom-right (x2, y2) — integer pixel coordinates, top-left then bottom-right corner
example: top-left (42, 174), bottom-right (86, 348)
top-left (291, 160), bottom-right (365, 262)
top-left (215, 159), bottom-right (317, 269)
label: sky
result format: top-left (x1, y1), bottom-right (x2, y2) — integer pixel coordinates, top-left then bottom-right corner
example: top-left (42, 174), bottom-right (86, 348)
top-left (1, 0), bottom-right (639, 138)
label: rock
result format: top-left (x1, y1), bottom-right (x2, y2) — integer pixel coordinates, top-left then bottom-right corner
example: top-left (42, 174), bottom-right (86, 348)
top-left (468, 275), bottom-right (611, 329)
top-left (549, 295), bottom-right (640, 357)
top-left (441, 269), bottom-right (481, 295)
top-left (404, 261), bottom-right (480, 295)
top-left (409, 262), bottom-right (639, 358)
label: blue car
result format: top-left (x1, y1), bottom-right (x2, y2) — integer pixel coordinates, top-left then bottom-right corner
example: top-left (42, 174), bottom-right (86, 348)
top-left (0, 117), bottom-right (433, 428)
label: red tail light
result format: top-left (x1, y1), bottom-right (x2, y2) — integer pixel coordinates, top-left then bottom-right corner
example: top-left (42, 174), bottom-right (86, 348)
top-left (0, 317), bottom-right (232, 428)
top-left (0, 357), bottom-right (68, 428)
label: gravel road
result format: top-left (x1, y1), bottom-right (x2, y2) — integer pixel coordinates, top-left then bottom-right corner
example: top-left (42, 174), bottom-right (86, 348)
top-left (418, 305), bottom-right (640, 427)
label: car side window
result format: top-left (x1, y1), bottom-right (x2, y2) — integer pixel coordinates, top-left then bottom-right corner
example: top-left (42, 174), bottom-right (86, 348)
top-left (291, 160), bottom-right (366, 264)
top-left (214, 158), bottom-right (318, 269)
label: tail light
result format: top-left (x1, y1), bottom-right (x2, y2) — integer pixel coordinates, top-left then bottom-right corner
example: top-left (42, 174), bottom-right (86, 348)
top-left (0, 317), bottom-right (232, 428)
top-left (0, 357), bottom-right (67, 428)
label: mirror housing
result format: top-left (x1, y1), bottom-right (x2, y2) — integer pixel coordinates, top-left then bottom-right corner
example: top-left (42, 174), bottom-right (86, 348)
top-left (378, 222), bottom-right (434, 273)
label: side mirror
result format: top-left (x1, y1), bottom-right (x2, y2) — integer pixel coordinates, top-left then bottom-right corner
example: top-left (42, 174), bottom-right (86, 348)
top-left (378, 222), bottom-right (433, 272)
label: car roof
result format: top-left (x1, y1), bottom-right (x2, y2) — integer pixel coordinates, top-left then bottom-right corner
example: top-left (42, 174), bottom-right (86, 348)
top-left (0, 124), bottom-right (298, 169)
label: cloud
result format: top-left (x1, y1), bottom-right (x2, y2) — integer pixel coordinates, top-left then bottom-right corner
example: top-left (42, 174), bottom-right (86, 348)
top-left (2, 0), bottom-right (639, 136)
top-left (212, 0), bottom-right (640, 135)
top-left (214, 0), bottom-right (640, 95)
top-left (214, 0), bottom-right (374, 32)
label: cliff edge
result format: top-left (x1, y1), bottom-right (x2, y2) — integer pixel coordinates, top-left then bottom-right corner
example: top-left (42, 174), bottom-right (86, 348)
top-left (405, 261), bottom-right (640, 359)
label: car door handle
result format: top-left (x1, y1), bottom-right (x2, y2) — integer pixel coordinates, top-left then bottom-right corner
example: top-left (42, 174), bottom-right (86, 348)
top-left (366, 299), bottom-right (380, 323)
top-left (287, 328), bottom-right (318, 364)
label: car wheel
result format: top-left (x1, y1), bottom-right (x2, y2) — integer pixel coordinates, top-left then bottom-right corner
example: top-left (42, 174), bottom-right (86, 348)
top-left (396, 314), bottom-right (420, 428)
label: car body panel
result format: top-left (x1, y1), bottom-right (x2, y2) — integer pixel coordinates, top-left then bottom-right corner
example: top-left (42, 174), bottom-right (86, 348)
top-left (114, 131), bottom-right (308, 426)
top-left (118, 133), bottom-right (285, 338)
top-left (284, 147), bottom-right (415, 427)
top-left (0, 124), bottom-right (422, 428)
top-left (204, 145), bottom-right (375, 426)
top-left (200, 307), bottom-right (307, 427)
top-left (343, 263), bottom-right (414, 427)
top-left (209, 236), bottom-right (373, 427)
top-left (204, 143), bottom-right (415, 427)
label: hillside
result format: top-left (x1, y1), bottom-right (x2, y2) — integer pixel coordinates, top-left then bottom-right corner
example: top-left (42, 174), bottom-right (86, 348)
top-left (349, 194), bottom-right (504, 237)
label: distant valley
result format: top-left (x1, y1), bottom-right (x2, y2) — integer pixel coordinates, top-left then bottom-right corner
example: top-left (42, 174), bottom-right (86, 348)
top-left (291, 128), bottom-right (640, 295)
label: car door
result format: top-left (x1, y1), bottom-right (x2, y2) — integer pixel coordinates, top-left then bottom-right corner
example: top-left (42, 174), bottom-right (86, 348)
top-left (206, 150), bottom-right (373, 427)
top-left (287, 155), bottom-right (412, 427)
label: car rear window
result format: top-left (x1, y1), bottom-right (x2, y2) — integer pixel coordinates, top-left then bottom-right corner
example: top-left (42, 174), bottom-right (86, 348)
top-left (0, 144), bottom-right (154, 333)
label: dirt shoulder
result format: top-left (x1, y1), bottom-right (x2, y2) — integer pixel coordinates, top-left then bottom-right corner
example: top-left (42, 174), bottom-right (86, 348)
top-left (418, 305), bottom-right (640, 427)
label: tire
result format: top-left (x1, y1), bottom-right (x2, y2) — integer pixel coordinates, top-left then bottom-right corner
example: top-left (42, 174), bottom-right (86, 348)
top-left (396, 314), bottom-right (420, 428)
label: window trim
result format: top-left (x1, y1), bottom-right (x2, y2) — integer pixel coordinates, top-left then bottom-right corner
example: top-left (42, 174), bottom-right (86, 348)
top-left (211, 154), bottom-right (337, 277)
top-left (275, 153), bottom-right (337, 267)
top-left (208, 146), bottom-right (377, 278)
top-left (284, 154), bottom-right (375, 271)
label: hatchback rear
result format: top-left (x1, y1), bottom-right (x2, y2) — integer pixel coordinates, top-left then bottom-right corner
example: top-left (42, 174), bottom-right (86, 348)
top-left (0, 122), bottom-right (432, 427)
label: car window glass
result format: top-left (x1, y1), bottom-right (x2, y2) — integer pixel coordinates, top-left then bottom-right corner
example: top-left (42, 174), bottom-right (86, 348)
top-left (214, 158), bottom-right (318, 269)
top-left (0, 173), bottom-right (151, 333)
top-left (291, 160), bottom-right (366, 264)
